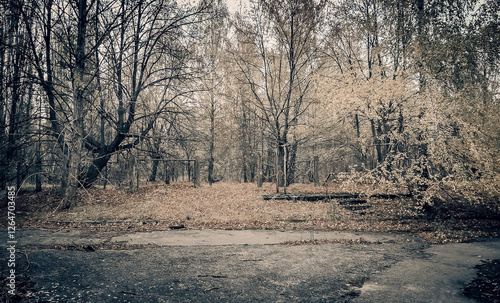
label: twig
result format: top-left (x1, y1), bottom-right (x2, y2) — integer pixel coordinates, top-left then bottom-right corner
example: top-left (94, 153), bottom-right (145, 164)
top-left (19, 251), bottom-right (31, 272)
top-left (198, 274), bottom-right (227, 278)
top-left (52, 199), bottom-right (66, 214)
top-left (204, 287), bottom-right (220, 292)
top-left (118, 291), bottom-right (142, 297)
top-left (169, 224), bottom-right (186, 229)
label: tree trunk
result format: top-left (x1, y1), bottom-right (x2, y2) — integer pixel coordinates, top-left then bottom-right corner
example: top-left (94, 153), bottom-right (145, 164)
top-left (128, 153), bottom-right (137, 193)
top-left (277, 138), bottom-right (286, 187)
top-left (149, 158), bottom-right (159, 182)
top-left (164, 161), bottom-right (170, 184)
top-left (355, 114), bottom-right (360, 138)
top-left (194, 157), bottom-right (200, 188)
top-left (3, 0), bottom-right (22, 190)
top-left (0, 5), bottom-right (5, 190)
top-left (313, 156), bottom-right (319, 186)
top-left (265, 146), bottom-right (273, 182)
top-left (61, 0), bottom-right (87, 209)
top-left (243, 154), bottom-right (248, 183)
top-left (256, 153), bottom-right (263, 187)
top-left (208, 94), bottom-right (215, 185)
top-left (35, 152), bottom-right (42, 191)
top-left (286, 143), bottom-right (298, 186)
top-left (371, 119), bottom-right (383, 164)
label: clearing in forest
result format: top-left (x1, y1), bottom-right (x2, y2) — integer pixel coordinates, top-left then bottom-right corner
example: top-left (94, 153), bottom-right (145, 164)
top-left (7, 181), bottom-right (500, 244)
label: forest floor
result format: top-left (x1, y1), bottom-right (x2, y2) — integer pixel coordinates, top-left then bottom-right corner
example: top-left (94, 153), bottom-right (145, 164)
top-left (6, 181), bottom-right (500, 244)
top-left (2, 181), bottom-right (500, 302)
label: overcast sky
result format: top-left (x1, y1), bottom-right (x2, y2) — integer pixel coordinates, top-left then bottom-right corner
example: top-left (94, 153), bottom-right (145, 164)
top-left (225, 0), bottom-right (250, 14)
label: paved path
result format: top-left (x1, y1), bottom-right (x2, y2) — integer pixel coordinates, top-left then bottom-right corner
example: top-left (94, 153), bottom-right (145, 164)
top-left (1, 229), bottom-right (499, 302)
top-left (12, 229), bottom-right (407, 246)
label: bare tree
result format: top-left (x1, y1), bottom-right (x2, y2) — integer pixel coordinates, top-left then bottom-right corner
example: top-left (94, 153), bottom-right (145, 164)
top-left (0, 0), bottom-right (35, 189)
top-left (232, 0), bottom-right (325, 190)
top-left (19, 0), bottom-right (213, 207)
top-left (196, 0), bottom-right (228, 185)
top-left (80, 0), bottom-right (213, 188)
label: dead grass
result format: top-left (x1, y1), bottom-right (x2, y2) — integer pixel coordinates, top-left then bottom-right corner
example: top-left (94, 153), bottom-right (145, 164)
top-left (4, 181), bottom-right (500, 244)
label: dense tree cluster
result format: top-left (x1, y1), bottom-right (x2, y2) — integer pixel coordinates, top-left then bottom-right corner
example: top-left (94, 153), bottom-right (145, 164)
top-left (0, 0), bottom-right (498, 207)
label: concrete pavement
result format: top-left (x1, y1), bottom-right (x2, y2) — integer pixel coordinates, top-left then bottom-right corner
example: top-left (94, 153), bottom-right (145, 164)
top-left (1, 229), bottom-right (499, 302)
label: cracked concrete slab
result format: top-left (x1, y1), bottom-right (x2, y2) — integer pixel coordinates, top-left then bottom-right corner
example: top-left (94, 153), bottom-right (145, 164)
top-left (353, 240), bottom-right (500, 303)
top-left (109, 229), bottom-right (408, 246)
top-left (4, 229), bottom-right (410, 247)
top-left (1, 229), bottom-right (499, 302)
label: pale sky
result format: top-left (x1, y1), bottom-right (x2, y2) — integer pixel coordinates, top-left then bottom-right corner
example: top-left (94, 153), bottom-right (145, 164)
top-left (225, 0), bottom-right (250, 15)
top-left (179, 0), bottom-right (250, 15)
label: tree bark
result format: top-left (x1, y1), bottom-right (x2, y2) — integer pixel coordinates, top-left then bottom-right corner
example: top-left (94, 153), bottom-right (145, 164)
top-left (286, 142), bottom-right (298, 186)
top-left (61, 0), bottom-right (88, 209)
top-left (0, 3), bottom-right (5, 190)
top-left (149, 158), bottom-right (159, 182)
top-left (208, 98), bottom-right (215, 185)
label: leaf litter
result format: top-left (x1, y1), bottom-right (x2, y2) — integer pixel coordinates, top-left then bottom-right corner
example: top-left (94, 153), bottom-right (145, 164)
top-left (3, 181), bottom-right (499, 244)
